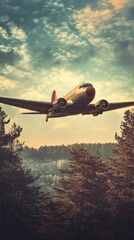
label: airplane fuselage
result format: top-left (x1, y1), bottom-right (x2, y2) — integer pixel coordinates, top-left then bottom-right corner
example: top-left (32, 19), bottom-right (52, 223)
top-left (47, 83), bottom-right (96, 119)
top-left (65, 84), bottom-right (95, 105)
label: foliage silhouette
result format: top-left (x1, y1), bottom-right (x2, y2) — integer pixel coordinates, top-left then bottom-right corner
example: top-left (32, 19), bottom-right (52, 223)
top-left (0, 108), bottom-right (133, 240)
top-left (0, 108), bottom-right (56, 240)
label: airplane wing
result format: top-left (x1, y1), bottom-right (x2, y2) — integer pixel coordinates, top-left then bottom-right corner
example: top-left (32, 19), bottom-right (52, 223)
top-left (0, 96), bottom-right (134, 117)
top-left (82, 101), bottom-right (134, 116)
top-left (0, 97), bottom-right (53, 113)
top-left (105, 102), bottom-right (134, 111)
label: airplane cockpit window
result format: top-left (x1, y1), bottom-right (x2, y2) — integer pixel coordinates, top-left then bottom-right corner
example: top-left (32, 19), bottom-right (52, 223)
top-left (79, 83), bottom-right (93, 89)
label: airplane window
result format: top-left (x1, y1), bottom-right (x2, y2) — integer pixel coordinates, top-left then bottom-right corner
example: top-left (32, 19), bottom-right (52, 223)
top-left (79, 83), bottom-right (92, 89)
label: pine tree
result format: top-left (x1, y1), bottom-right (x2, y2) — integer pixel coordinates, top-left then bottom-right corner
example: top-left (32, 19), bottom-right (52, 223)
top-left (54, 145), bottom-right (111, 240)
top-left (115, 109), bottom-right (134, 177)
top-left (0, 108), bottom-right (56, 240)
top-left (109, 109), bottom-right (134, 240)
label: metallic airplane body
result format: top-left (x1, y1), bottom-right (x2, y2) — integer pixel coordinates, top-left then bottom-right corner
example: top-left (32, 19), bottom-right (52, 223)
top-left (0, 83), bottom-right (134, 122)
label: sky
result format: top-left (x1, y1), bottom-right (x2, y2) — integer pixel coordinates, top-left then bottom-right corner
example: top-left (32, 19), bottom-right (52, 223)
top-left (0, 0), bottom-right (134, 147)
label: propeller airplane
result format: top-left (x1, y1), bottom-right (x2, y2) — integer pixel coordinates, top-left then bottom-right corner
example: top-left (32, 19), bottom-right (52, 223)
top-left (0, 83), bottom-right (134, 122)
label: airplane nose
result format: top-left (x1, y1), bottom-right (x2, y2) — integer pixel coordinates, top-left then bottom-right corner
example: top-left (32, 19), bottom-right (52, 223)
top-left (86, 86), bottom-right (95, 98)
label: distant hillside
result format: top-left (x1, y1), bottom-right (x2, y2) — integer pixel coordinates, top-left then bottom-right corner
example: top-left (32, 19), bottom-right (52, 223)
top-left (23, 143), bottom-right (117, 161)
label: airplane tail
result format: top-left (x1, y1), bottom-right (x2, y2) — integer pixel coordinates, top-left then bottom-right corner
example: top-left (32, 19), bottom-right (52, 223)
top-left (51, 90), bottom-right (57, 103)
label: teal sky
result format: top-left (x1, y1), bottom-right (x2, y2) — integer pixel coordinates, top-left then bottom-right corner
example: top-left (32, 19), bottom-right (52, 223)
top-left (0, 0), bottom-right (134, 147)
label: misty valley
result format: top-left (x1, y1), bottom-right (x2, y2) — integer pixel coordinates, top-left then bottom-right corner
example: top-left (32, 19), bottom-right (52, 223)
top-left (22, 143), bottom-right (116, 193)
top-left (22, 158), bottom-right (68, 192)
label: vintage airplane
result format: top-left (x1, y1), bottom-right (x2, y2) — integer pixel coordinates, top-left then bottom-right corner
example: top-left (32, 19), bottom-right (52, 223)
top-left (0, 83), bottom-right (134, 122)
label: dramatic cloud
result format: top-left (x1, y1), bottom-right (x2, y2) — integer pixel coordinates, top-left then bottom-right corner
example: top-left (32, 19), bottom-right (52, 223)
top-left (75, 7), bottom-right (112, 35)
top-left (0, 0), bottom-right (133, 146)
top-left (108, 0), bottom-right (129, 9)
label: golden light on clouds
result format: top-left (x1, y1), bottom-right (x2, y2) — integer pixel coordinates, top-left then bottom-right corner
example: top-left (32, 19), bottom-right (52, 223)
top-left (10, 26), bottom-right (27, 40)
top-left (75, 7), bottom-right (113, 36)
top-left (108, 0), bottom-right (129, 9)
top-left (0, 76), bottom-right (17, 90)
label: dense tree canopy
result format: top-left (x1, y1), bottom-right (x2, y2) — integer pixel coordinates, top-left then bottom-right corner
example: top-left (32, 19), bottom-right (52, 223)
top-left (0, 107), bottom-right (133, 240)
top-left (54, 146), bottom-right (112, 240)
top-left (0, 108), bottom-right (56, 240)
top-left (23, 143), bottom-right (116, 161)
top-left (53, 109), bottom-right (134, 240)
top-left (110, 109), bottom-right (134, 240)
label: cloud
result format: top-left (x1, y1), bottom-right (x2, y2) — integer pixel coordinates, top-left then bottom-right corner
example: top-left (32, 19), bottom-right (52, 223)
top-left (113, 40), bottom-right (134, 69)
top-left (0, 0), bottom-right (133, 148)
top-left (16, 43), bottom-right (31, 68)
top-left (0, 19), bottom-right (30, 71)
top-left (1, 64), bottom-right (38, 93)
top-left (10, 25), bottom-right (27, 41)
top-left (0, 26), bottom-right (9, 39)
top-left (73, 1), bottom-right (134, 72)
top-left (23, 68), bottom-right (87, 98)
top-left (0, 1), bottom-right (98, 70)
top-left (57, 31), bottom-right (79, 45)
top-left (94, 78), bottom-right (134, 102)
top-left (107, 0), bottom-right (129, 9)
top-left (20, 86), bottom-right (49, 101)
top-left (46, 1), bottom-right (64, 9)
top-left (0, 76), bottom-right (17, 91)
top-left (74, 7), bottom-right (113, 35)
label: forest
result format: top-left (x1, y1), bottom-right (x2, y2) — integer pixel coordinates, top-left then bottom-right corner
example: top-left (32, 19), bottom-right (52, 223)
top-left (23, 143), bottom-right (117, 161)
top-left (0, 107), bottom-right (134, 240)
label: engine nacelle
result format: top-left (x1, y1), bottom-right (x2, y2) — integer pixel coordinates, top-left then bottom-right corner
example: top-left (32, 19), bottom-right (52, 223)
top-left (49, 98), bottom-right (67, 113)
top-left (57, 98), bottom-right (67, 108)
top-left (93, 99), bottom-right (109, 116)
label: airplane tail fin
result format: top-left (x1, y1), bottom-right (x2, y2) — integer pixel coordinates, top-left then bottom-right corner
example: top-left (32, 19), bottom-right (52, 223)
top-left (51, 90), bottom-right (57, 104)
